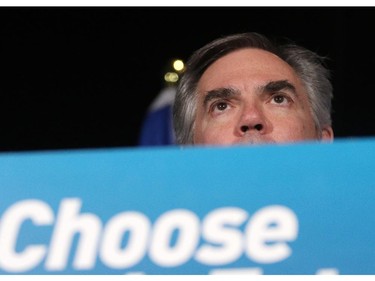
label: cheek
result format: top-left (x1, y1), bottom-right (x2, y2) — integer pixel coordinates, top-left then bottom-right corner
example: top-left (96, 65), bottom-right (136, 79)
top-left (274, 116), bottom-right (318, 140)
top-left (194, 120), bottom-right (235, 145)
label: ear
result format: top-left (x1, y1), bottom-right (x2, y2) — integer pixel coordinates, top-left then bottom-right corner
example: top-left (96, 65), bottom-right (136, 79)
top-left (321, 126), bottom-right (334, 142)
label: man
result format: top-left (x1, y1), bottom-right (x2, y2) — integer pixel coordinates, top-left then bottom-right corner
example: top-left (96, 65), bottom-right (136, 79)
top-left (172, 32), bottom-right (334, 146)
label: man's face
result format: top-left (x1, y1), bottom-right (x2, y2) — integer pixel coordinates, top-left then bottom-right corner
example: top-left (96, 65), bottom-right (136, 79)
top-left (193, 48), bottom-right (333, 146)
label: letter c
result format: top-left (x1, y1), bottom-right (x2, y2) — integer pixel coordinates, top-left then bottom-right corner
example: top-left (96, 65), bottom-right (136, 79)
top-left (0, 199), bottom-right (54, 272)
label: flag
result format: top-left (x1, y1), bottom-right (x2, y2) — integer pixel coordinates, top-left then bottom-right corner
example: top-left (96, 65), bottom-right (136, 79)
top-left (138, 86), bottom-right (176, 146)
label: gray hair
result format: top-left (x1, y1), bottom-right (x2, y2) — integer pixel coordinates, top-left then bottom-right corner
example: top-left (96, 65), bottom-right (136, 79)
top-left (173, 32), bottom-right (333, 145)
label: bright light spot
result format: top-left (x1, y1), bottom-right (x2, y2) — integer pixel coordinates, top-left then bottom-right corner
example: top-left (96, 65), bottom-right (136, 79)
top-left (173, 60), bottom-right (184, 72)
top-left (164, 72), bottom-right (179, 83)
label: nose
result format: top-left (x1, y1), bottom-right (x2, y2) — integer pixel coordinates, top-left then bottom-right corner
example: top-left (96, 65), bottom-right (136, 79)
top-left (237, 103), bottom-right (267, 136)
top-left (240, 123), bottom-right (264, 133)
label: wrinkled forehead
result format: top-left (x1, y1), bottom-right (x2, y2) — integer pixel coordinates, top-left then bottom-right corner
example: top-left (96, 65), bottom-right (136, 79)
top-left (197, 48), bottom-right (303, 92)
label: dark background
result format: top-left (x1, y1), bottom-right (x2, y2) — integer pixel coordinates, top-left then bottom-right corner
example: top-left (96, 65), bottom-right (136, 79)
top-left (1, 6), bottom-right (374, 152)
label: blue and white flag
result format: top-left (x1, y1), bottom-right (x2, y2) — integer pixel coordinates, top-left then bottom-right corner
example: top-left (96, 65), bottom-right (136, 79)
top-left (138, 86), bottom-right (176, 146)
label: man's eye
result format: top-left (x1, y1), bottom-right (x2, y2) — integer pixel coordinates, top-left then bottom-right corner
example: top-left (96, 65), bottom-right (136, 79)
top-left (271, 95), bottom-right (290, 105)
top-left (215, 102), bottom-right (228, 111)
top-left (208, 100), bottom-right (233, 115)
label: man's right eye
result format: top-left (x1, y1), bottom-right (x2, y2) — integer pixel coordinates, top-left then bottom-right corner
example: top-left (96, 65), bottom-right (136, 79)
top-left (208, 100), bottom-right (233, 115)
top-left (215, 102), bottom-right (228, 111)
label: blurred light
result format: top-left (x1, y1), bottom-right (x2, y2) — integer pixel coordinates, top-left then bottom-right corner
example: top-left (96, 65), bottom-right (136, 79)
top-left (173, 60), bottom-right (184, 72)
top-left (164, 72), bottom-right (179, 83)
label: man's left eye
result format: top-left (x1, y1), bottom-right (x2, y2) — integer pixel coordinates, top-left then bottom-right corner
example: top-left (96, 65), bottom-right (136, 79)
top-left (271, 95), bottom-right (289, 104)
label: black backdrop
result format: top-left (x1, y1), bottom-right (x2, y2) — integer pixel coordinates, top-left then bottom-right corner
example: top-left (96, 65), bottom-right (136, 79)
top-left (1, 6), bottom-right (375, 151)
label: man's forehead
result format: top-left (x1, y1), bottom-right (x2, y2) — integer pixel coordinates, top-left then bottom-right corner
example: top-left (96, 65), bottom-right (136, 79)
top-left (197, 48), bottom-right (300, 90)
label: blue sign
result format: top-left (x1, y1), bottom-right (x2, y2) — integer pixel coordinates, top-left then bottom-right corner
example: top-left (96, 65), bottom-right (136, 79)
top-left (0, 138), bottom-right (375, 274)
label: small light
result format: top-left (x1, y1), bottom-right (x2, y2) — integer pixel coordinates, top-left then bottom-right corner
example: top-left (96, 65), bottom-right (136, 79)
top-left (164, 72), bottom-right (179, 83)
top-left (173, 60), bottom-right (184, 72)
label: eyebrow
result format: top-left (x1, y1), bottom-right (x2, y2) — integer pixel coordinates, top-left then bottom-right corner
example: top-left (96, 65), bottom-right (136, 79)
top-left (261, 80), bottom-right (297, 95)
top-left (203, 88), bottom-right (239, 108)
top-left (202, 80), bottom-right (298, 108)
